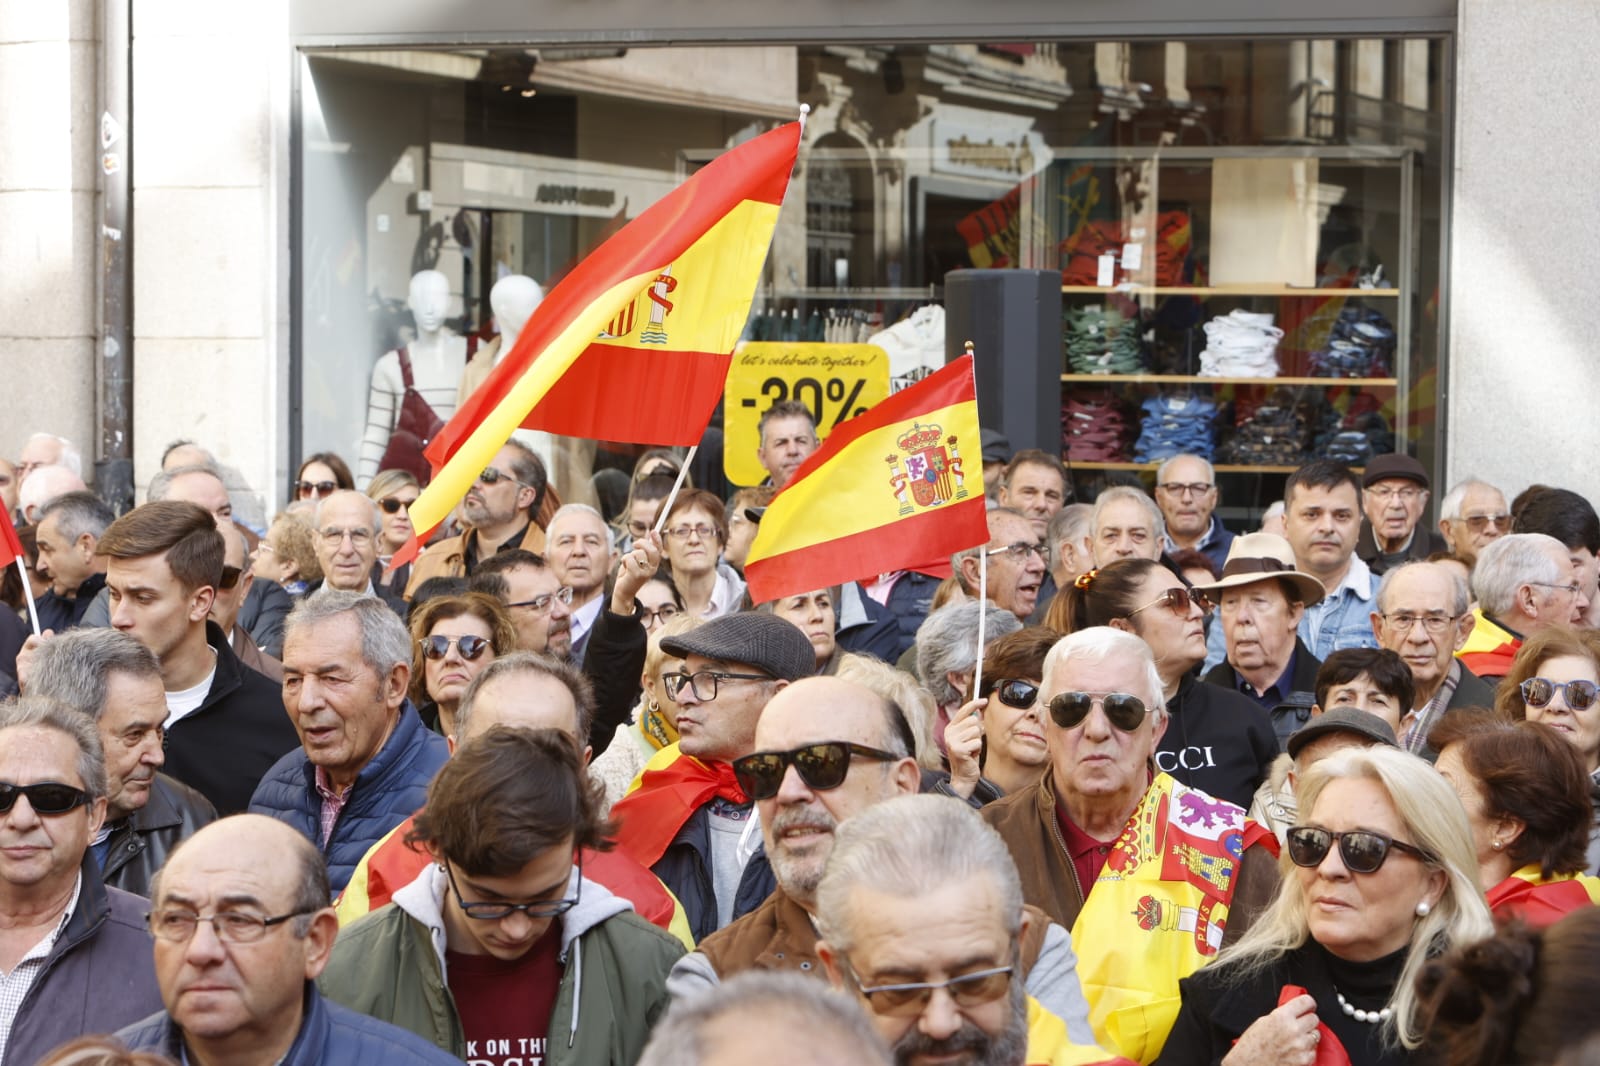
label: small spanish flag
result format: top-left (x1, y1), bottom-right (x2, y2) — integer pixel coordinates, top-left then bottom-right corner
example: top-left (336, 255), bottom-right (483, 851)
top-left (743, 355), bottom-right (990, 603)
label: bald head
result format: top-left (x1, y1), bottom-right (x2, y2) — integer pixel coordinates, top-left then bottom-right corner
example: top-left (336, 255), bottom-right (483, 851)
top-left (756, 676), bottom-right (909, 756)
top-left (164, 467), bottom-right (233, 523)
top-left (158, 813), bottom-right (325, 905)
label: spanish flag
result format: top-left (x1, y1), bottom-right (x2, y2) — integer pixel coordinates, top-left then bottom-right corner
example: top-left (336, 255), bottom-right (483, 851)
top-left (392, 120), bottom-right (802, 568)
top-left (743, 356), bottom-right (990, 603)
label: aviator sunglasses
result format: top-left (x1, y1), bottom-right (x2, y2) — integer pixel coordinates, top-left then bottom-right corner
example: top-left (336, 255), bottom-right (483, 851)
top-left (1047, 691), bottom-right (1152, 732)
top-left (1285, 826), bottom-right (1432, 874)
top-left (980, 677), bottom-right (1039, 710)
top-left (732, 742), bottom-right (901, 801)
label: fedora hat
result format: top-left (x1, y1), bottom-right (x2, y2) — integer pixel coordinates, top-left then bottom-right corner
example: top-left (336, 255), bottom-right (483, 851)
top-left (1193, 532), bottom-right (1325, 607)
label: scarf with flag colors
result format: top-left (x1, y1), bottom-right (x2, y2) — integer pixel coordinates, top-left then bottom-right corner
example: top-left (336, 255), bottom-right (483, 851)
top-left (390, 120), bottom-right (803, 570)
top-left (742, 355), bottom-right (990, 604)
top-left (610, 742), bottom-right (749, 869)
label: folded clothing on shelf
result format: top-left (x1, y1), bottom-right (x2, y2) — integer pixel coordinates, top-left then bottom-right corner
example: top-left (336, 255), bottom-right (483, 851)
top-left (1198, 310), bottom-right (1283, 378)
top-left (1134, 392), bottom-right (1219, 463)
top-left (1216, 388), bottom-right (1312, 466)
top-left (1059, 210), bottom-right (1194, 287)
top-left (1312, 393), bottom-right (1395, 464)
top-left (1063, 388), bottom-right (1136, 462)
top-left (1063, 306), bottom-right (1147, 374)
top-left (1308, 306), bottom-right (1396, 378)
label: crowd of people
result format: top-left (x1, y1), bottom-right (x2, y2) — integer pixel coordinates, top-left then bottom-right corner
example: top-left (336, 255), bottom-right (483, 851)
top-left (2, 411), bottom-right (1600, 1066)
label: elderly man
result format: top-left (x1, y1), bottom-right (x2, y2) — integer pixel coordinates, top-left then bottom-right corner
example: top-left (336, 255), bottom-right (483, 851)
top-left (545, 503), bottom-right (616, 661)
top-left (817, 796), bottom-right (1127, 1066)
top-left (913, 601), bottom-right (1023, 747)
top-left (406, 441), bottom-right (550, 598)
top-left (1279, 459), bottom-right (1379, 661)
top-left (981, 628), bottom-right (1279, 1063)
top-left (16, 464), bottom-right (86, 526)
top-left (610, 612), bottom-right (816, 941)
top-left (99, 501), bottom-right (298, 814)
top-left (304, 490), bottom-right (404, 616)
top-left (1047, 503), bottom-right (1095, 594)
top-left (1356, 453), bottom-right (1447, 575)
top-left (1198, 532), bottom-right (1325, 749)
top-left (1459, 532), bottom-right (1589, 681)
top-left (0, 697), bottom-right (163, 1063)
top-left (1090, 485), bottom-right (1164, 567)
top-left (117, 815), bottom-right (457, 1065)
top-left (16, 432), bottom-right (81, 483)
top-left (468, 549), bottom-right (573, 659)
top-left (32, 490), bottom-right (114, 631)
top-left (248, 590), bottom-right (449, 893)
top-left (997, 449), bottom-right (1070, 539)
top-left (26, 629), bottom-right (216, 896)
top-left (1156, 455), bottom-right (1234, 573)
top-left (756, 400), bottom-right (820, 489)
top-left (1370, 561), bottom-right (1496, 760)
top-left (954, 508), bottom-right (1047, 622)
top-left (1437, 478), bottom-right (1510, 565)
top-left (1514, 486), bottom-right (1600, 628)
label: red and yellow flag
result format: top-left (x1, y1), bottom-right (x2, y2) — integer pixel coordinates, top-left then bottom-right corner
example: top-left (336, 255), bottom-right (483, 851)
top-left (392, 121), bottom-right (802, 568)
top-left (743, 356), bottom-right (990, 603)
top-left (0, 504), bottom-right (23, 570)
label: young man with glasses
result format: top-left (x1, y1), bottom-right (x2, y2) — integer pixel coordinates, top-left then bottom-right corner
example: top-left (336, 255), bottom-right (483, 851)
top-left (982, 627), bottom-right (1280, 1063)
top-left (404, 441), bottom-right (551, 600)
top-left (1355, 453), bottom-right (1448, 576)
top-left (321, 727), bottom-right (683, 1065)
top-left (1155, 454), bottom-right (1234, 574)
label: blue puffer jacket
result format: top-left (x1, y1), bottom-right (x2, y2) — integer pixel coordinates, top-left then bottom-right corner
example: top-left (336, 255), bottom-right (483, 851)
top-left (248, 700), bottom-right (448, 893)
top-left (119, 981), bottom-right (460, 1065)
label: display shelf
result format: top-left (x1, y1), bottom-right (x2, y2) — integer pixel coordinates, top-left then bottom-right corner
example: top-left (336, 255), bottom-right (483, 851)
top-left (1059, 373), bottom-right (1398, 387)
top-left (1063, 460), bottom-right (1361, 474)
top-left (1059, 285), bottom-right (1401, 297)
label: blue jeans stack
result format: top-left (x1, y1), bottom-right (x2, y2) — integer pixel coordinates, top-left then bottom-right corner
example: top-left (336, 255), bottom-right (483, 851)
top-left (1133, 393), bottom-right (1219, 462)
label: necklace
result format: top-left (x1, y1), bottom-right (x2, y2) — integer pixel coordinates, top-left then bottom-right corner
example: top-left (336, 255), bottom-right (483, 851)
top-left (1335, 988), bottom-right (1393, 1025)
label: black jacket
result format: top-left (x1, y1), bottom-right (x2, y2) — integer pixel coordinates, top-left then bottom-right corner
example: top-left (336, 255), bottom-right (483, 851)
top-left (34, 571), bottom-right (106, 632)
top-left (1412, 664), bottom-right (1499, 763)
top-left (1159, 673), bottom-right (1279, 808)
top-left (101, 773), bottom-right (218, 897)
top-left (238, 576), bottom-right (294, 657)
top-left (581, 605), bottom-right (649, 759)
top-left (162, 620), bottom-right (301, 814)
top-left (652, 805), bottom-right (776, 943)
top-left (1356, 519), bottom-right (1449, 576)
top-left (1203, 638), bottom-right (1324, 753)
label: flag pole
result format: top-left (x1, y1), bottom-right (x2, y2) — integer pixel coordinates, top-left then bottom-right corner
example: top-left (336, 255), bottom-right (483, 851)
top-left (15, 555), bottom-right (39, 637)
top-left (651, 445), bottom-right (700, 536)
top-left (965, 339), bottom-right (986, 702)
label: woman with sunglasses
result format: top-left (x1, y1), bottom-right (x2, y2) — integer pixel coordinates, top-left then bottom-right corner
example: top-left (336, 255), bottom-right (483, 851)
top-left (941, 627), bottom-right (1059, 803)
top-left (1157, 746), bottom-right (1492, 1066)
top-left (590, 612), bottom-right (704, 813)
top-left (406, 593), bottom-right (515, 738)
top-left (1495, 624), bottom-right (1600, 874)
top-left (291, 451), bottom-right (354, 504)
top-left (366, 468), bottom-right (421, 597)
top-left (1052, 559), bottom-right (1277, 807)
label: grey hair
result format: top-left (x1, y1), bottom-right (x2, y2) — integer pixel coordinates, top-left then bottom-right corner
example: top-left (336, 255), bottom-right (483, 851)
top-left (638, 971), bottom-right (891, 1066)
top-left (313, 489), bottom-right (382, 533)
top-left (36, 490), bottom-right (115, 544)
top-left (951, 505), bottom-right (1033, 578)
top-left (1472, 533), bottom-right (1566, 617)
top-left (455, 651), bottom-right (595, 745)
top-left (1438, 478), bottom-right (1504, 521)
top-left (27, 432), bottom-right (82, 477)
top-left (914, 601), bottom-right (1024, 706)
top-left (0, 696), bottom-right (108, 800)
top-left (548, 503), bottom-right (615, 551)
top-left (284, 588), bottom-right (411, 676)
top-left (815, 794), bottom-right (1024, 955)
top-left (1091, 485), bottom-right (1166, 542)
top-left (1040, 626), bottom-right (1167, 722)
top-left (147, 462), bottom-right (225, 505)
top-left (26, 628), bottom-right (162, 722)
top-left (1155, 454), bottom-right (1216, 485)
top-left (1046, 502), bottom-right (1093, 566)
top-left (1377, 561), bottom-right (1471, 618)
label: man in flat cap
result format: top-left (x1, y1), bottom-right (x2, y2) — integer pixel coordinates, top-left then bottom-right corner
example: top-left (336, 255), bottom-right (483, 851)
top-left (1356, 453), bottom-right (1447, 575)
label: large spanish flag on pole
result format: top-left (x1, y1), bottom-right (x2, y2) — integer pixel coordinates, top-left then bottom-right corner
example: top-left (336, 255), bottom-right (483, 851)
top-left (743, 356), bottom-right (990, 603)
top-left (392, 120), bottom-right (803, 569)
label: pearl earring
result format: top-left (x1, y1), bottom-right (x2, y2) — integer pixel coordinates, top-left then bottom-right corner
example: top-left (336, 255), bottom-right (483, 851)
top-left (1415, 901), bottom-right (1431, 917)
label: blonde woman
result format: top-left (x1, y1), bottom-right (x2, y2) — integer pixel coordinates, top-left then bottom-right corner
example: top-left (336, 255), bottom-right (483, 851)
top-left (365, 468), bottom-right (419, 596)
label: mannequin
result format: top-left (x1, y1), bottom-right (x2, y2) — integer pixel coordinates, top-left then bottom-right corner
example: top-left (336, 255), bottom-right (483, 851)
top-left (460, 275), bottom-right (597, 508)
top-left (359, 270), bottom-right (468, 485)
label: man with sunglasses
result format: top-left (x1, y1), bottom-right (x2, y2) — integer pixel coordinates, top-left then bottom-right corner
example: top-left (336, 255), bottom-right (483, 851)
top-left (1460, 532), bottom-right (1590, 681)
top-left (1436, 478), bottom-right (1510, 565)
top-left (320, 727), bottom-right (683, 1065)
top-left (0, 697), bottom-right (164, 1064)
top-left (982, 628), bottom-right (1280, 1063)
top-left (404, 442), bottom-right (551, 600)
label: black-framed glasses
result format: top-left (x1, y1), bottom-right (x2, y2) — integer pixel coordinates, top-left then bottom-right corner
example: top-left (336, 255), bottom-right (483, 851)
top-left (841, 956), bottom-right (1015, 1017)
top-left (732, 741), bottom-right (902, 800)
top-left (1378, 611), bottom-right (1461, 634)
top-left (505, 586), bottom-right (575, 613)
top-left (218, 565), bottom-right (243, 590)
top-left (1520, 676), bottom-right (1599, 712)
top-left (445, 861), bottom-right (581, 921)
top-left (1126, 586), bottom-right (1211, 619)
top-left (1047, 691), bottom-right (1152, 732)
top-left (148, 906), bottom-right (319, 944)
top-left (663, 668), bottom-right (772, 702)
top-left (981, 677), bottom-right (1039, 710)
top-left (295, 479), bottom-right (337, 499)
top-left (640, 604), bottom-right (680, 627)
top-left (1157, 481), bottom-right (1214, 497)
top-left (476, 466), bottom-right (529, 489)
top-left (986, 541), bottom-right (1045, 562)
top-left (378, 496), bottom-right (416, 515)
top-left (1285, 826), bottom-right (1433, 874)
top-left (0, 781), bottom-right (93, 816)
top-left (1457, 512), bottom-right (1510, 533)
top-left (420, 634), bottom-right (493, 661)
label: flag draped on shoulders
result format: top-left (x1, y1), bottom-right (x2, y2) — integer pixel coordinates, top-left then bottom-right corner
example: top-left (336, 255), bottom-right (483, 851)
top-left (391, 120), bottom-right (803, 569)
top-left (611, 742), bottom-right (749, 869)
top-left (743, 355), bottom-right (990, 604)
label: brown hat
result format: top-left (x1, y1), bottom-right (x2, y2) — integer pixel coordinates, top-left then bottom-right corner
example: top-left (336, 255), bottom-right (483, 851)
top-left (1193, 532), bottom-right (1325, 607)
top-left (1362, 453), bottom-right (1430, 491)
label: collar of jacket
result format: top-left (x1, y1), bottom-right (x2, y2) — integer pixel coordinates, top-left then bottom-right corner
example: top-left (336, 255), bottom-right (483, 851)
top-left (294, 698), bottom-right (429, 798)
top-left (197, 618), bottom-right (247, 712)
top-left (42, 855), bottom-right (113, 968)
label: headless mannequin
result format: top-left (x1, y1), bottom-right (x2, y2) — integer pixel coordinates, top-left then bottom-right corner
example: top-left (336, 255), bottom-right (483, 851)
top-left (359, 270), bottom-right (466, 485)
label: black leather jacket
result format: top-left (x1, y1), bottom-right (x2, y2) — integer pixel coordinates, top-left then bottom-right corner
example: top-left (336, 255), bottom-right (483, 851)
top-left (101, 773), bottom-right (218, 897)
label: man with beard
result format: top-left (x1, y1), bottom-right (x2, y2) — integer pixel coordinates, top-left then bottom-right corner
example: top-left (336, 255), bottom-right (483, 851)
top-left (955, 509), bottom-right (1047, 622)
top-left (467, 549), bottom-right (573, 659)
top-left (816, 795), bottom-right (1132, 1066)
top-left (405, 441), bottom-right (550, 599)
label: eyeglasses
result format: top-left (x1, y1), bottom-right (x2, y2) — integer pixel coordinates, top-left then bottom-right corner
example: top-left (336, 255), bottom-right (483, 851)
top-left (1366, 486), bottom-right (1424, 503)
top-left (1126, 586), bottom-right (1211, 619)
top-left (378, 496), bottom-right (417, 515)
top-left (505, 586), bottom-right (575, 613)
top-left (1047, 691), bottom-right (1153, 732)
top-left (476, 466), bottom-right (529, 489)
top-left (295, 479), bottom-right (337, 500)
top-left (663, 668), bottom-right (772, 702)
top-left (148, 906), bottom-right (319, 944)
top-left (1285, 826), bottom-right (1432, 874)
top-left (1157, 482), bottom-right (1214, 497)
top-left (445, 861), bottom-right (581, 921)
top-left (1529, 581), bottom-right (1582, 596)
top-left (420, 634), bottom-right (493, 661)
top-left (1457, 512), bottom-right (1510, 533)
top-left (318, 526), bottom-right (374, 548)
top-left (1379, 612), bottom-right (1460, 634)
top-left (1520, 676), bottom-right (1599, 712)
top-left (0, 781), bottom-right (94, 816)
top-left (664, 523), bottom-right (717, 542)
top-left (640, 604), bottom-right (680, 626)
top-left (842, 957), bottom-right (1015, 1017)
top-left (732, 741), bottom-right (902, 800)
top-left (986, 541), bottom-right (1046, 562)
top-left (981, 677), bottom-right (1039, 710)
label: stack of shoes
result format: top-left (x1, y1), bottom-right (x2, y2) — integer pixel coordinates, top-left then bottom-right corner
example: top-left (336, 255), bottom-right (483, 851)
top-left (1063, 306), bottom-right (1146, 375)
top-left (1308, 307), bottom-right (1397, 378)
top-left (1134, 393), bottom-right (1219, 463)
top-left (1216, 388), bottom-right (1311, 465)
top-left (1062, 388), bottom-right (1136, 462)
top-left (1198, 310), bottom-right (1283, 378)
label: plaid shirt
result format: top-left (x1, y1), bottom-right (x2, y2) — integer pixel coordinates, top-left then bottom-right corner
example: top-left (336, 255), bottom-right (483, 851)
top-left (314, 766), bottom-right (353, 848)
top-left (0, 875), bottom-right (80, 1062)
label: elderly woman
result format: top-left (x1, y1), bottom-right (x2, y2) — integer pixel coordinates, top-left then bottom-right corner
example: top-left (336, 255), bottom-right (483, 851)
top-left (943, 626), bottom-right (1060, 801)
top-left (1495, 624), bottom-right (1600, 873)
top-left (251, 511), bottom-right (321, 597)
top-left (589, 612), bottom-right (704, 812)
top-left (1429, 710), bottom-right (1600, 925)
top-left (1156, 746), bottom-right (1493, 1066)
top-left (659, 488), bottom-right (745, 619)
top-left (406, 592), bottom-right (515, 739)
top-left (912, 599), bottom-right (1023, 759)
top-left (761, 587), bottom-right (838, 674)
top-left (1050, 559), bottom-right (1277, 807)
top-left (365, 468), bottom-right (419, 597)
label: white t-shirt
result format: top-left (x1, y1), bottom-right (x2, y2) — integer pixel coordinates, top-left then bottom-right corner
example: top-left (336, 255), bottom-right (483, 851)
top-left (164, 650), bottom-right (218, 730)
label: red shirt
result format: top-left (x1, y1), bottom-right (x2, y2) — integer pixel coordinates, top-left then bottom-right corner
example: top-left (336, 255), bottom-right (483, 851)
top-left (447, 923), bottom-right (563, 1066)
top-left (1056, 803), bottom-right (1118, 895)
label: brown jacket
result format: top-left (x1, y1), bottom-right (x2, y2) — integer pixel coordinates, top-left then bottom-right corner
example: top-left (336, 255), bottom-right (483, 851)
top-left (231, 625), bottom-right (284, 684)
top-left (981, 772), bottom-right (1279, 947)
top-left (402, 517), bottom-right (550, 600)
